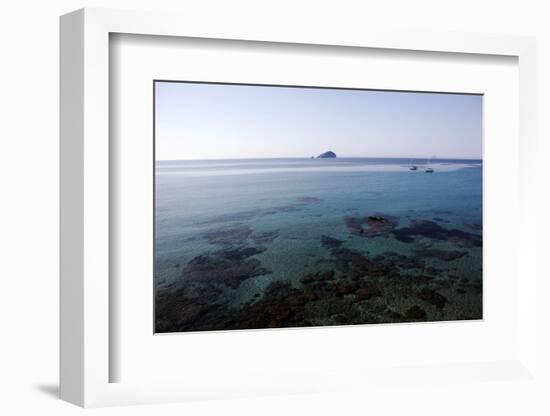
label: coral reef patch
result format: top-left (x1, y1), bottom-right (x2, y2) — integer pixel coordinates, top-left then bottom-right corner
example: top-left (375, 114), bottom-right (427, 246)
top-left (320, 235), bottom-right (344, 249)
top-left (181, 246), bottom-right (270, 288)
top-left (392, 220), bottom-right (482, 247)
top-left (156, 212), bottom-right (482, 332)
top-left (345, 214), bottom-right (399, 237)
top-left (204, 225), bottom-right (253, 246)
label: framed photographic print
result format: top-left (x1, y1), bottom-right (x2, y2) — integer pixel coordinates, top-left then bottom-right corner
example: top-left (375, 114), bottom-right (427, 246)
top-left (60, 8), bottom-right (539, 408)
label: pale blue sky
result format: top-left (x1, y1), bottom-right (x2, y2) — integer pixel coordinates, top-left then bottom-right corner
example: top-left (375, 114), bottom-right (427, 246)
top-left (155, 82), bottom-right (482, 160)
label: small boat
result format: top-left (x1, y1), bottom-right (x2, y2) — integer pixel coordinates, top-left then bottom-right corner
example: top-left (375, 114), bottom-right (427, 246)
top-left (409, 159), bottom-right (418, 170)
top-left (425, 157), bottom-right (435, 173)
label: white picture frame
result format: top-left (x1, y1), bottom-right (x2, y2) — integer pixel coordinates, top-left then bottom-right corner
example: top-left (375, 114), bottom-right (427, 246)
top-left (60, 7), bottom-right (538, 407)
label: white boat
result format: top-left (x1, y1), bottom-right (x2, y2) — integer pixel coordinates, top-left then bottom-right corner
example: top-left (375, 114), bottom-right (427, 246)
top-left (409, 159), bottom-right (418, 170)
top-left (425, 157), bottom-right (435, 173)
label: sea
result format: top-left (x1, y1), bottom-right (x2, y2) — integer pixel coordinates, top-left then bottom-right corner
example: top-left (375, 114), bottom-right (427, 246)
top-left (154, 158), bottom-right (483, 332)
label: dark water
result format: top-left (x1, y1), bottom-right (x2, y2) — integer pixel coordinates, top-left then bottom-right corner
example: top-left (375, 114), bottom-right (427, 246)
top-left (155, 158), bottom-right (482, 332)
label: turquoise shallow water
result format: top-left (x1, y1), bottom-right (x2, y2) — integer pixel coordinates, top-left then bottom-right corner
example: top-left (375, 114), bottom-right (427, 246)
top-left (154, 158), bottom-right (482, 331)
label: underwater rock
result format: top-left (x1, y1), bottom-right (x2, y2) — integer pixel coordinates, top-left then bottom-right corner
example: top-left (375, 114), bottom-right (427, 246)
top-left (465, 222), bottom-right (482, 231)
top-left (415, 237), bottom-right (433, 249)
top-left (154, 290), bottom-right (221, 333)
top-left (321, 235), bottom-right (344, 249)
top-left (286, 288), bottom-right (317, 306)
top-left (365, 261), bottom-right (395, 277)
top-left (305, 296), bottom-right (357, 320)
top-left (252, 231), bottom-right (279, 244)
top-left (391, 254), bottom-right (425, 270)
top-left (336, 280), bottom-right (360, 296)
top-left (355, 286), bottom-right (382, 301)
top-left (385, 310), bottom-right (403, 320)
top-left (424, 266), bottom-right (440, 275)
top-left (236, 292), bottom-right (296, 328)
top-left (175, 302), bottom-right (207, 326)
top-left (393, 220), bottom-right (482, 247)
top-left (417, 288), bottom-right (447, 309)
top-left (368, 215), bottom-right (386, 223)
top-left (222, 246), bottom-right (266, 260)
top-left (467, 279), bottom-right (483, 294)
top-left (345, 214), bottom-right (399, 237)
top-left (407, 275), bottom-right (436, 285)
top-left (204, 225), bottom-right (253, 245)
top-left (300, 270), bottom-right (335, 284)
top-left (415, 249), bottom-right (468, 262)
top-left (330, 248), bottom-right (371, 273)
top-left (348, 268), bottom-right (364, 281)
top-left (261, 304), bottom-right (292, 328)
top-left (329, 247), bottom-right (412, 278)
top-left (405, 305), bottom-right (427, 320)
top-left (157, 215), bottom-right (481, 332)
top-left (156, 251), bottom-right (480, 331)
top-left (181, 246), bottom-right (269, 288)
top-left (264, 280), bottom-right (293, 299)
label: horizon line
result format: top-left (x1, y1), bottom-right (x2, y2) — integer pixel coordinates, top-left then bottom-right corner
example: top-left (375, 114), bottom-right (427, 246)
top-left (155, 156), bottom-right (483, 162)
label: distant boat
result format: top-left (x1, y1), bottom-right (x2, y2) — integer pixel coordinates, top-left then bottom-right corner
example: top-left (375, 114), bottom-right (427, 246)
top-left (425, 157), bottom-right (435, 173)
top-left (408, 159), bottom-right (418, 171)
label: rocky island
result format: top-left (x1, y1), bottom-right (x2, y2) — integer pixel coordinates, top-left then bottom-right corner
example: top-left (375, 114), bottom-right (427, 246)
top-left (316, 151), bottom-right (337, 158)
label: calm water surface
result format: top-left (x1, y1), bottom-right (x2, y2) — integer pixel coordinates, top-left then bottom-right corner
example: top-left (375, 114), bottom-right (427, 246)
top-left (154, 158), bottom-right (482, 331)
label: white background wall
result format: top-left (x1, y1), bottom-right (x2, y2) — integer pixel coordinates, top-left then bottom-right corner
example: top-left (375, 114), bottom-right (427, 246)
top-left (0, 0), bottom-right (548, 414)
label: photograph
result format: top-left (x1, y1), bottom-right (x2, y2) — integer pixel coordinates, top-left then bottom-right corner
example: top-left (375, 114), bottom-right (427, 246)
top-left (0, 0), bottom-right (543, 412)
top-left (154, 81), bottom-right (483, 333)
